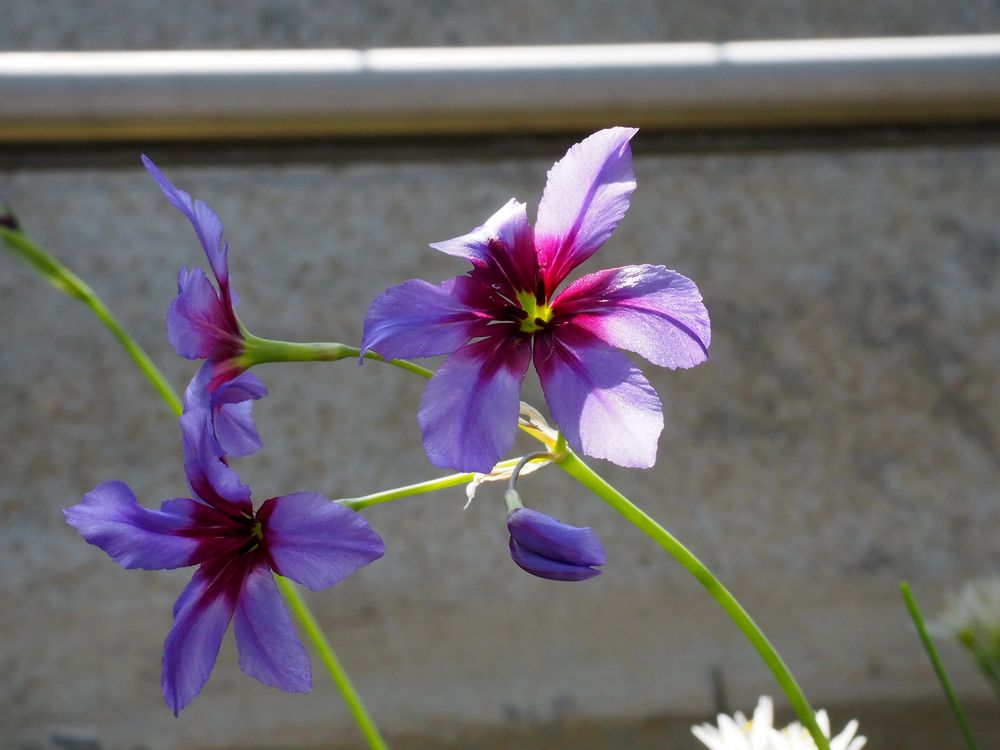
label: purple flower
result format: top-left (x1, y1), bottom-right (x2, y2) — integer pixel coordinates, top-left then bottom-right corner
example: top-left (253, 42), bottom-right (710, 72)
top-left (143, 155), bottom-right (246, 391)
top-left (507, 507), bottom-right (606, 581)
top-left (362, 127), bottom-right (710, 473)
top-left (64, 408), bottom-right (384, 715)
top-left (184, 362), bottom-right (267, 457)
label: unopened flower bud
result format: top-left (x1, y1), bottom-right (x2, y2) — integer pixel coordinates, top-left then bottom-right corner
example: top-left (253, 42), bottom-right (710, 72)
top-left (0, 196), bottom-right (20, 231)
top-left (506, 507), bottom-right (606, 581)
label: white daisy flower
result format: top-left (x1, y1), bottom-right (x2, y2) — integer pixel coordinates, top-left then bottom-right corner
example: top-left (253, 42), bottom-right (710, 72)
top-left (930, 575), bottom-right (1000, 651)
top-left (692, 696), bottom-right (866, 750)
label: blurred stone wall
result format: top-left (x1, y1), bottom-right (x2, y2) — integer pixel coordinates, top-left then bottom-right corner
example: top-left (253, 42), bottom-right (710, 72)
top-left (2, 3), bottom-right (999, 749)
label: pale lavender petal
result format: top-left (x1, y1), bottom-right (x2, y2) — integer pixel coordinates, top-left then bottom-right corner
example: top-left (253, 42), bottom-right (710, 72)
top-left (430, 198), bottom-right (537, 294)
top-left (64, 481), bottom-right (212, 570)
top-left (182, 360), bottom-right (214, 412)
top-left (509, 538), bottom-right (602, 581)
top-left (552, 264), bottom-right (710, 369)
top-left (167, 266), bottom-right (242, 364)
top-left (162, 554), bottom-right (246, 715)
top-left (507, 508), bottom-right (606, 567)
top-left (211, 372), bottom-right (267, 457)
top-left (417, 333), bottom-right (532, 473)
top-left (213, 401), bottom-right (263, 457)
top-left (180, 408), bottom-right (253, 516)
top-left (534, 127), bottom-right (638, 293)
top-left (233, 560), bottom-right (311, 693)
top-left (535, 325), bottom-right (663, 468)
top-left (142, 155), bottom-right (230, 286)
top-left (258, 492), bottom-right (384, 591)
top-left (360, 277), bottom-right (484, 361)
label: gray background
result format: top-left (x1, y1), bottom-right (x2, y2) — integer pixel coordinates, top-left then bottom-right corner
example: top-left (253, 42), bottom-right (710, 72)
top-left (2, 2), bottom-right (999, 749)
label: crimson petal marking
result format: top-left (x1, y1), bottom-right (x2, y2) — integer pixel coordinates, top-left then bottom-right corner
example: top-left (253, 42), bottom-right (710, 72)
top-left (167, 268), bottom-right (238, 361)
top-left (180, 408), bottom-right (253, 516)
top-left (233, 560), bottom-right (311, 693)
top-left (162, 554), bottom-right (248, 715)
top-left (417, 334), bottom-right (532, 473)
top-left (535, 326), bottom-right (662, 469)
top-left (259, 492), bottom-right (385, 591)
top-left (534, 127), bottom-right (638, 294)
top-left (361, 277), bottom-right (486, 362)
top-left (552, 264), bottom-right (710, 369)
top-left (64, 481), bottom-right (212, 570)
top-left (430, 198), bottom-right (538, 297)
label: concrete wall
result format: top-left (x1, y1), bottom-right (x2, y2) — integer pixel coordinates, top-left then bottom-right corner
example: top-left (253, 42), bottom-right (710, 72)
top-left (2, 3), bottom-right (999, 749)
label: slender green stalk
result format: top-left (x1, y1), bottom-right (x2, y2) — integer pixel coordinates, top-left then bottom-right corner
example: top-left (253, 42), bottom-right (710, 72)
top-left (276, 576), bottom-right (389, 750)
top-left (2, 227), bottom-right (182, 415)
top-left (244, 334), bottom-right (432, 379)
top-left (557, 448), bottom-right (831, 750)
top-left (900, 582), bottom-right (981, 750)
top-left (3, 226), bottom-right (388, 748)
top-left (340, 456), bottom-right (540, 512)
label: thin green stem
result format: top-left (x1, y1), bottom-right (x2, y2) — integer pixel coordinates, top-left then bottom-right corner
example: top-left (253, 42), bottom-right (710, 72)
top-left (2, 227), bottom-right (182, 415)
top-left (340, 457), bottom-right (532, 512)
top-left (900, 582), bottom-right (981, 750)
top-left (244, 334), bottom-right (432, 379)
top-left (557, 448), bottom-right (831, 750)
top-left (276, 576), bottom-right (388, 750)
top-left (3, 227), bottom-right (387, 747)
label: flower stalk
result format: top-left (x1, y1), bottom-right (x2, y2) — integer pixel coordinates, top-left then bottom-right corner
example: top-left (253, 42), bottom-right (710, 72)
top-left (555, 447), bottom-right (832, 750)
top-left (901, 582), bottom-right (981, 750)
top-left (243, 334), bottom-right (433, 379)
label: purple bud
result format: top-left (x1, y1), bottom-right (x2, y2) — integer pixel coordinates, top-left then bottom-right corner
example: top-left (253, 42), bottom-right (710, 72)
top-left (0, 196), bottom-right (20, 231)
top-left (506, 507), bottom-right (606, 581)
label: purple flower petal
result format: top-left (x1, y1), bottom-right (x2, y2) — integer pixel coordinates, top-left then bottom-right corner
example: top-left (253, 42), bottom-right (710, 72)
top-left (552, 264), bottom-right (710, 369)
top-left (142, 155), bottom-right (230, 287)
top-left (211, 373), bottom-right (268, 457)
top-left (508, 538), bottom-right (602, 581)
top-left (180, 408), bottom-right (253, 516)
top-left (167, 267), bottom-right (241, 361)
top-left (233, 560), bottom-right (311, 693)
top-left (430, 198), bottom-right (537, 295)
top-left (162, 554), bottom-right (247, 715)
top-left (258, 492), bottom-right (385, 591)
top-left (360, 277), bottom-right (485, 362)
top-left (534, 127), bottom-right (638, 294)
top-left (534, 325), bottom-right (663, 468)
top-left (64, 481), bottom-right (218, 570)
top-left (507, 508), bottom-right (606, 567)
top-left (417, 333), bottom-right (532, 473)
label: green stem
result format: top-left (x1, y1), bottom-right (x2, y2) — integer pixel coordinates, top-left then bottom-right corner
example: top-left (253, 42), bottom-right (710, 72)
top-left (276, 576), bottom-right (388, 750)
top-left (2, 227), bottom-right (388, 748)
top-left (557, 448), bottom-right (831, 750)
top-left (340, 457), bottom-right (531, 512)
top-left (2, 227), bottom-right (182, 416)
top-left (900, 582), bottom-right (981, 750)
top-left (244, 334), bottom-right (432, 379)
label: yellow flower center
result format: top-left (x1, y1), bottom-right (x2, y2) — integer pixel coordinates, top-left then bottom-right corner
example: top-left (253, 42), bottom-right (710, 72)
top-left (516, 290), bottom-right (554, 333)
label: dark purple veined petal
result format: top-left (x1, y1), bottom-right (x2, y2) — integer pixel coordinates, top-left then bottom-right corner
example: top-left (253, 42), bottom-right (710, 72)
top-left (507, 508), bottom-right (606, 567)
top-left (417, 333), bottom-right (532, 473)
top-left (142, 155), bottom-right (230, 288)
top-left (167, 267), bottom-right (240, 361)
top-left (258, 492), bottom-right (384, 591)
top-left (360, 277), bottom-right (486, 362)
top-left (534, 325), bottom-right (663, 469)
top-left (508, 537), bottom-right (602, 581)
top-left (551, 264), bottom-right (710, 369)
top-left (233, 560), bottom-right (311, 693)
top-left (180, 408), bottom-right (253, 516)
top-left (64, 481), bottom-right (221, 570)
top-left (430, 198), bottom-right (538, 297)
top-left (534, 127), bottom-right (638, 295)
top-left (162, 553), bottom-right (250, 715)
